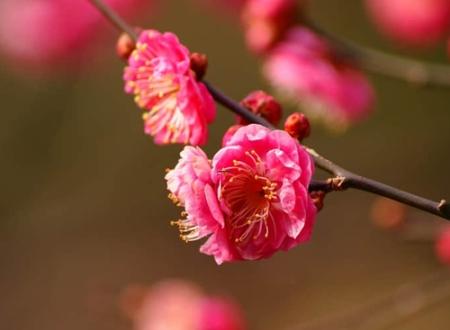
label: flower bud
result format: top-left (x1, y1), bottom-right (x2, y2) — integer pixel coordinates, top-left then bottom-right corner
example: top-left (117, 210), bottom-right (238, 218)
top-left (239, 90), bottom-right (283, 126)
top-left (116, 32), bottom-right (136, 61)
top-left (284, 112), bottom-right (311, 141)
top-left (190, 52), bottom-right (208, 80)
top-left (435, 226), bottom-right (450, 265)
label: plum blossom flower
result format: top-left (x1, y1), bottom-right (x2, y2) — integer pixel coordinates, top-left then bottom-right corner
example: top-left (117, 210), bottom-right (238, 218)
top-left (121, 280), bottom-right (246, 330)
top-left (263, 26), bottom-right (374, 130)
top-left (435, 226), bottom-right (450, 265)
top-left (242, 0), bottom-right (299, 54)
top-left (222, 125), bottom-right (244, 147)
top-left (0, 0), bottom-right (149, 71)
top-left (124, 30), bottom-right (216, 145)
top-left (166, 124), bottom-right (317, 264)
top-left (365, 0), bottom-right (450, 47)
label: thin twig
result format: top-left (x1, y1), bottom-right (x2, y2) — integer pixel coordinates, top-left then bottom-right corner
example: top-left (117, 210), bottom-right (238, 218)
top-left (89, 0), bottom-right (138, 39)
top-left (87, 0), bottom-right (450, 221)
top-left (305, 19), bottom-right (450, 88)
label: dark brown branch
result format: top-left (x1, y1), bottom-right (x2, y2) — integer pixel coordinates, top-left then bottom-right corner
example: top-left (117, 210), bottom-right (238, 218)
top-left (88, 0), bottom-right (450, 221)
top-left (201, 84), bottom-right (450, 220)
top-left (89, 0), bottom-right (137, 39)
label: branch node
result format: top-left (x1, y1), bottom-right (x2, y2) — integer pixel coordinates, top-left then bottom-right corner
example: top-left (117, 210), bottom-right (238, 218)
top-left (327, 176), bottom-right (347, 191)
top-left (438, 199), bottom-right (450, 217)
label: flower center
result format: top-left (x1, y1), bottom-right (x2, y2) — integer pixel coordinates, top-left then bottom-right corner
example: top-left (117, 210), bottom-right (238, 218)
top-left (219, 150), bottom-right (277, 244)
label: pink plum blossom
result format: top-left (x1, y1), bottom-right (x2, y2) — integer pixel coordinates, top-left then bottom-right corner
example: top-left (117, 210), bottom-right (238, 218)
top-left (124, 30), bottom-right (216, 145)
top-left (365, 0), bottom-right (450, 47)
top-left (166, 124), bottom-right (316, 264)
top-left (242, 0), bottom-right (299, 54)
top-left (124, 280), bottom-right (246, 330)
top-left (0, 0), bottom-right (149, 71)
top-left (435, 226), bottom-right (450, 265)
top-left (263, 27), bottom-right (374, 130)
top-left (222, 125), bottom-right (244, 147)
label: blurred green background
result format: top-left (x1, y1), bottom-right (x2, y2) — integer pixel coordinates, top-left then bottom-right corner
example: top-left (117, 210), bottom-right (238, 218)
top-left (1, 0), bottom-right (449, 329)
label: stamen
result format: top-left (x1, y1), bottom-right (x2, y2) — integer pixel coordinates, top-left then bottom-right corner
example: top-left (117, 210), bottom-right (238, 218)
top-left (219, 151), bottom-right (278, 244)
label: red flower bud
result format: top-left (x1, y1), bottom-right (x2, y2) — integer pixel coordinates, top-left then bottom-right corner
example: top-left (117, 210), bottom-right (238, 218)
top-left (239, 90), bottom-right (283, 126)
top-left (284, 112), bottom-right (311, 141)
top-left (190, 52), bottom-right (208, 80)
top-left (116, 32), bottom-right (135, 61)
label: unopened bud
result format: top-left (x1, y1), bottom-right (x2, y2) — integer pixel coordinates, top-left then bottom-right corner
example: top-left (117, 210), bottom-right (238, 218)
top-left (310, 191), bottom-right (326, 211)
top-left (116, 32), bottom-right (135, 61)
top-left (190, 52), bottom-right (208, 80)
top-left (239, 90), bottom-right (282, 126)
top-left (284, 112), bottom-right (311, 141)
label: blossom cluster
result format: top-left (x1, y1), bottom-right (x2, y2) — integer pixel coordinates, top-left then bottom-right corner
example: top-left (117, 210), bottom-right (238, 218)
top-left (238, 0), bottom-right (375, 130)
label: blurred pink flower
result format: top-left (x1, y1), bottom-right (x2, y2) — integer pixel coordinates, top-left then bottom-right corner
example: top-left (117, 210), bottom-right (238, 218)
top-left (263, 27), bottom-right (374, 130)
top-left (435, 226), bottom-right (450, 265)
top-left (242, 0), bottom-right (298, 54)
top-left (125, 280), bottom-right (246, 330)
top-left (0, 0), bottom-right (148, 70)
top-left (166, 124), bottom-right (316, 264)
top-left (365, 0), bottom-right (450, 47)
top-left (124, 30), bottom-right (216, 145)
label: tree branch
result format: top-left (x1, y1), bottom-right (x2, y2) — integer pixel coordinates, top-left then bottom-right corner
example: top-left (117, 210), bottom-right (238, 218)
top-left (305, 19), bottom-right (450, 88)
top-left (87, 0), bottom-right (450, 221)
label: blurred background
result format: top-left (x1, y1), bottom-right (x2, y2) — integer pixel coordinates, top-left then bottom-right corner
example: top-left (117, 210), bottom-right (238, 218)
top-left (0, 0), bottom-right (449, 329)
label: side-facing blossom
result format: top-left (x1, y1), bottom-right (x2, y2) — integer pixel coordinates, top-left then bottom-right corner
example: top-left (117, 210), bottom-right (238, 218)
top-left (263, 26), bottom-right (374, 130)
top-left (124, 30), bottom-right (216, 145)
top-left (242, 0), bottom-right (299, 54)
top-left (365, 0), bottom-right (450, 47)
top-left (0, 0), bottom-right (149, 71)
top-left (166, 124), bottom-right (317, 264)
top-left (122, 280), bottom-right (246, 330)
